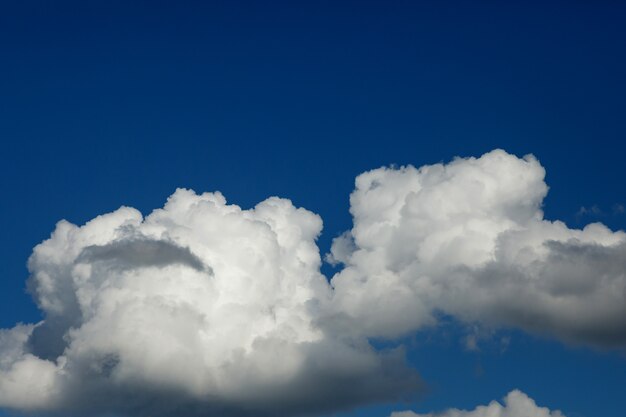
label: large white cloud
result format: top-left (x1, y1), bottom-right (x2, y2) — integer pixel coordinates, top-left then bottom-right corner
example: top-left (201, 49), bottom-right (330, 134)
top-left (1, 149), bottom-right (625, 417)
top-left (0, 189), bottom-right (418, 416)
top-left (328, 149), bottom-right (626, 346)
top-left (390, 390), bottom-right (565, 417)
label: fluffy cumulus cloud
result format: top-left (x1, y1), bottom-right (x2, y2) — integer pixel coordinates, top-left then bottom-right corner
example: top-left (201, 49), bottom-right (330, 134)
top-left (1, 149), bottom-right (625, 417)
top-left (0, 189), bottom-right (419, 416)
top-left (391, 390), bottom-right (565, 417)
top-left (328, 149), bottom-right (626, 347)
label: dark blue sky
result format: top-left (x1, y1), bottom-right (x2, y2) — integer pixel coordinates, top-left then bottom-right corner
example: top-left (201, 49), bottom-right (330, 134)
top-left (1, 1), bottom-right (625, 416)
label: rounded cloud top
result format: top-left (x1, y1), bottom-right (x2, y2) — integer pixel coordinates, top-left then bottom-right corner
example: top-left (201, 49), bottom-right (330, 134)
top-left (391, 390), bottom-right (565, 417)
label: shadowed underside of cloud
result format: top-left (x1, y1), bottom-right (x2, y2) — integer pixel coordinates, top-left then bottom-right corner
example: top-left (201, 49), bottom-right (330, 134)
top-left (390, 390), bottom-right (565, 417)
top-left (0, 149), bottom-right (624, 417)
top-left (78, 238), bottom-right (209, 273)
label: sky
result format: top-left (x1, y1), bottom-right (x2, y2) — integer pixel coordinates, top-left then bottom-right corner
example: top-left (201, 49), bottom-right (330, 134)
top-left (0, 1), bottom-right (625, 417)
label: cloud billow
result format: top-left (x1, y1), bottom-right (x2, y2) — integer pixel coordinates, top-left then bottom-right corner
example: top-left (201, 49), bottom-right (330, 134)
top-left (0, 149), bottom-right (624, 416)
top-left (391, 390), bottom-right (565, 417)
top-left (0, 190), bottom-right (419, 416)
top-left (328, 149), bottom-right (626, 347)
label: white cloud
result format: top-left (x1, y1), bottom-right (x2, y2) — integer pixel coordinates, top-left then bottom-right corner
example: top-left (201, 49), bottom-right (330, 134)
top-left (0, 189), bottom-right (418, 416)
top-left (2, 149), bottom-right (625, 416)
top-left (390, 390), bottom-right (565, 417)
top-left (328, 149), bottom-right (626, 346)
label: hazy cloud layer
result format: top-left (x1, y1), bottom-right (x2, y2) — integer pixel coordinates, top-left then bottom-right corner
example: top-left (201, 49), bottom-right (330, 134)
top-left (1, 149), bottom-right (625, 416)
top-left (391, 390), bottom-right (565, 417)
top-left (329, 150), bottom-right (626, 347)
